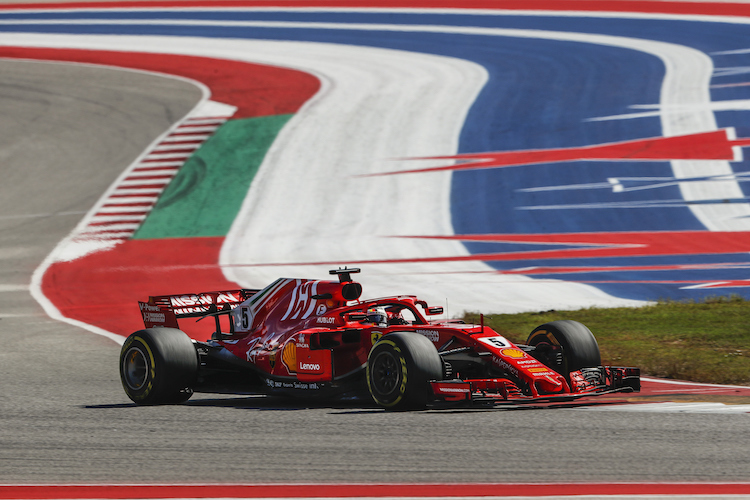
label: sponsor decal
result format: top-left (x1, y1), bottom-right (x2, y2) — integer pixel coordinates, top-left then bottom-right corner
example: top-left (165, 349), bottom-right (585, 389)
top-left (139, 302), bottom-right (161, 312)
top-left (169, 292), bottom-right (240, 307)
top-left (371, 331), bottom-right (383, 345)
top-left (437, 386), bottom-right (470, 393)
top-left (299, 362), bottom-right (321, 371)
top-left (281, 280), bottom-right (320, 321)
top-left (281, 340), bottom-right (297, 373)
top-left (235, 306), bottom-right (251, 331)
top-left (517, 359), bottom-right (541, 365)
top-left (269, 350), bottom-right (277, 370)
top-left (416, 329), bottom-right (440, 342)
top-left (316, 304), bottom-right (327, 316)
top-left (142, 311), bottom-right (166, 324)
top-left (492, 356), bottom-right (519, 378)
top-left (529, 367), bottom-right (553, 374)
top-left (245, 338), bottom-right (261, 363)
top-left (316, 316), bottom-right (336, 324)
top-left (500, 348), bottom-right (526, 359)
top-left (265, 378), bottom-right (320, 390)
top-left (478, 336), bottom-right (511, 349)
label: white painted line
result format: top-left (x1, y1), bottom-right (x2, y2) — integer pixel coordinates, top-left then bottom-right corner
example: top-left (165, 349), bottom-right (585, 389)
top-left (111, 188), bottom-right (164, 195)
top-left (161, 134), bottom-right (211, 142)
top-left (126, 169), bottom-right (179, 177)
top-left (117, 177), bottom-right (172, 188)
top-left (103, 197), bottom-right (159, 204)
top-left (90, 214), bottom-right (147, 223)
top-left (95, 208), bottom-right (150, 216)
top-left (143, 152), bottom-right (192, 160)
top-left (0, 284), bottom-right (30, 292)
top-left (643, 376), bottom-right (750, 390)
top-left (173, 125), bottom-right (220, 134)
top-left (152, 143), bottom-right (202, 152)
top-left (81, 223), bottom-right (141, 233)
top-left (135, 160), bottom-right (184, 168)
top-left (74, 231), bottom-right (134, 239)
top-left (185, 99), bottom-right (237, 119)
top-left (575, 402), bottom-right (750, 414)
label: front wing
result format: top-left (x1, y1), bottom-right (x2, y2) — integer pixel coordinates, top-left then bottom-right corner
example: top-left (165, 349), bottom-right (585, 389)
top-left (430, 366), bottom-right (640, 405)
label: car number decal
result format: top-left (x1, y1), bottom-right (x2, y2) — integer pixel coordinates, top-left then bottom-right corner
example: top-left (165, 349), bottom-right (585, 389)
top-left (477, 336), bottom-right (511, 349)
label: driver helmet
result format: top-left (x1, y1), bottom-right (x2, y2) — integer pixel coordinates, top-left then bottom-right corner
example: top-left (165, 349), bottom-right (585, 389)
top-left (366, 306), bottom-right (388, 328)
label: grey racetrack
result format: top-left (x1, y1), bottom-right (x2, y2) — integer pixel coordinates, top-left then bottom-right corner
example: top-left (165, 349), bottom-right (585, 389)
top-left (0, 56), bottom-right (749, 484)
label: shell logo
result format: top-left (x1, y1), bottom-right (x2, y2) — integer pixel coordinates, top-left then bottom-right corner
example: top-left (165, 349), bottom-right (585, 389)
top-left (281, 340), bottom-right (297, 373)
top-left (500, 348), bottom-right (526, 359)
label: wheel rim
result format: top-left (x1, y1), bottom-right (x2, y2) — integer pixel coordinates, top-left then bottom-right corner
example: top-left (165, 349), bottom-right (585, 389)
top-left (371, 350), bottom-right (401, 397)
top-left (122, 346), bottom-right (149, 391)
top-left (531, 340), bottom-right (565, 373)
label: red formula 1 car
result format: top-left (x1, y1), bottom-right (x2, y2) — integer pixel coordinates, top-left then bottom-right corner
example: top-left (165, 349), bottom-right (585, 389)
top-left (120, 268), bottom-right (640, 410)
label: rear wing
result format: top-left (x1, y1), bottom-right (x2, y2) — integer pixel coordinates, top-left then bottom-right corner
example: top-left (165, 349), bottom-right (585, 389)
top-left (139, 289), bottom-right (259, 330)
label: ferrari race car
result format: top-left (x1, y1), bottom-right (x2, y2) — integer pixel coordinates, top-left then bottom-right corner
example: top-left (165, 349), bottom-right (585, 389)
top-left (120, 268), bottom-right (640, 410)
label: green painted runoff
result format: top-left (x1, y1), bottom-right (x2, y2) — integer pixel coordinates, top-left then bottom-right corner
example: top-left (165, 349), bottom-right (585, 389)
top-left (134, 114), bottom-right (291, 239)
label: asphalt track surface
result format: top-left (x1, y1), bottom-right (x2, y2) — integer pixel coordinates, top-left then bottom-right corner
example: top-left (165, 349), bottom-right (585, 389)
top-left (1, 1), bottom-right (750, 489)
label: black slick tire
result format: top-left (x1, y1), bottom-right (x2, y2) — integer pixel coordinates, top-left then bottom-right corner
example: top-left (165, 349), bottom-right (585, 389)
top-left (366, 331), bottom-right (443, 411)
top-left (526, 320), bottom-right (601, 382)
top-left (120, 327), bottom-right (198, 405)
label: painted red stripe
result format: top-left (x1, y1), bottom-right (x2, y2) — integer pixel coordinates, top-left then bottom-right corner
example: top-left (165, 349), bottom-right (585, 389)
top-left (95, 212), bottom-right (149, 217)
top-left (170, 130), bottom-right (216, 136)
top-left (101, 202), bottom-right (153, 208)
top-left (155, 140), bottom-right (203, 146)
top-left (2, 483), bottom-right (750, 499)
top-left (229, 230), bottom-right (750, 267)
top-left (0, 48), bottom-right (320, 120)
top-left (498, 262), bottom-right (750, 276)
top-left (77, 232), bottom-right (131, 238)
top-left (145, 153), bottom-right (191, 158)
top-left (41, 238), bottom-right (236, 341)
top-left (108, 193), bottom-right (159, 198)
top-left (686, 279), bottom-right (750, 289)
top-left (2, 0), bottom-right (750, 17)
top-left (154, 142), bottom-right (201, 148)
top-left (178, 122), bottom-right (222, 127)
top-left (132, 166), bottom-right (180, 171)
top-left (140, 154), bottom-right (187, 159)
top-left (115, 184), bottom-right (167, 190)
top-left (383, 130), bottom-right (739, 176)
top-left (413, 230), bottom-right (750, 261)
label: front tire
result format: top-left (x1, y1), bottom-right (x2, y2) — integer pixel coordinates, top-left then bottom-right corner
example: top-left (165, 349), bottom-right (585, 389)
top-left (526, 320), bottom-right (601, 382)
top-left (366, 332), bottom-right (443, 411)
top-left (120, 327), bottom-right (198, 405)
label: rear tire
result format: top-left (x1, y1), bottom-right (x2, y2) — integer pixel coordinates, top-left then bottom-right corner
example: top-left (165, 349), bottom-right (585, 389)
top-left (366, 331), bottom-right (443, 411)
top-left (120, 327), bottom-right (198, 405)
top-left (526, 320), bottom-right (601, 381)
